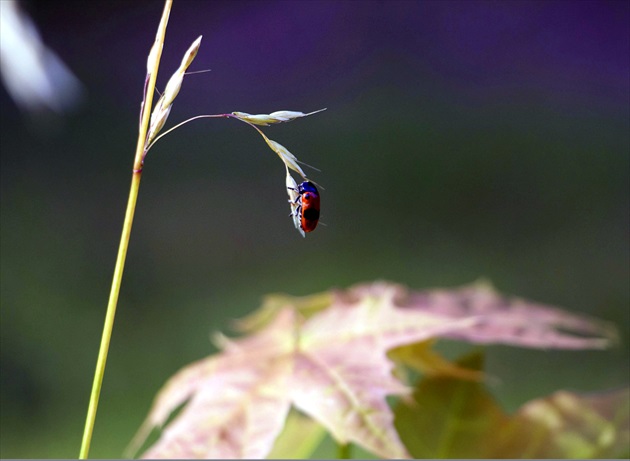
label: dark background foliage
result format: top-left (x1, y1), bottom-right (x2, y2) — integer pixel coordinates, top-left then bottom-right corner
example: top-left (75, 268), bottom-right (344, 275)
top-left (1, 0), bottom-right (628, 457)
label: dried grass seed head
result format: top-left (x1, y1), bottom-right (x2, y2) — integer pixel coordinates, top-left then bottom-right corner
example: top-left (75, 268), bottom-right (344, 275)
top-left (285, 171), bottom-right (304, 237)
top-left (231, 108), bottom-right (326, 126)
top-left (162, 35), bottom-right (202, 108)
top-left (264, 137), bottom-right (307, 179)
top-left (146, 36), bottom-right (202, 147)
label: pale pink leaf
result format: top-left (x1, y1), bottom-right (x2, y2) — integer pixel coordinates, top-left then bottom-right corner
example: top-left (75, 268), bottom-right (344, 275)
top-left (346, 281), bottom-right (617, 349)
top-left (132, 281), bottom-right (616, 459)
top-left (134, 309), bottom-right (297, 459)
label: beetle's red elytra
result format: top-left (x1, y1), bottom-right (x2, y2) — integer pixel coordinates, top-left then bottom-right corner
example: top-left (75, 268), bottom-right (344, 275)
top-left (297, 181), bottom-right (320, 233)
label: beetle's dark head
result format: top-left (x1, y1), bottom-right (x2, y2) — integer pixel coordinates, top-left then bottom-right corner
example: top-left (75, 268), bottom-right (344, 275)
top-left (298, 181), bottom-right (319, 195)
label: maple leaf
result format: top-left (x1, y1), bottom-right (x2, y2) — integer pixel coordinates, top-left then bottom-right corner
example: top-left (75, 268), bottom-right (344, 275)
top-left (395, 352), bottom-right (629, 458)
top-left (130, 281), bottom-right (617, 459)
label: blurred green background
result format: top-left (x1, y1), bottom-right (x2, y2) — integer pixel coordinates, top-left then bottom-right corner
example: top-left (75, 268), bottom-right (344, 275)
top-left (1, 0), bottom-right (628, 458)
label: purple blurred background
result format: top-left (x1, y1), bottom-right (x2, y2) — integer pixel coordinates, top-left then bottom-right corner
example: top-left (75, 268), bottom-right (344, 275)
top-left (1, 0), bottom-right (628, 457)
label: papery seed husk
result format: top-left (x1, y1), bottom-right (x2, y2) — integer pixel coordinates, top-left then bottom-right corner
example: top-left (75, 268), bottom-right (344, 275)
top-left (182, 36), bottom-right (202, 69)
top-left (232, 109), bottom-right (326, 126)
top-left (147, 104), bottom-right (171, 145)
top-left (161, 70), bottom-right (184, 109)
top-left (267, 139), bottom-right (307, 178)
top-left (146, 42), bottom-right (159, 75)
top-left (286, 171), bottom-right (305, 236)
top-left (286, 174), bottom-right (300, 212)
top-left (270, 108), bottom-right (327, 120)
top-left (231, 112), bottom-right (274, 126)
top-left (268, 110), bottom-right (308, 122)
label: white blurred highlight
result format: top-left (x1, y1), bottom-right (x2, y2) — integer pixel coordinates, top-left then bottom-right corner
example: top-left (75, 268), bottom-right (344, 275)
top-left (0, 0), bottom-right (83, 113)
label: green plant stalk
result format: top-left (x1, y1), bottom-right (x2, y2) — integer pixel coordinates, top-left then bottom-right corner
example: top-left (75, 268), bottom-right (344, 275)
top-left (79, 0), bottom-right (172, 458)
top-left (78, 173), bottom-right (141, 459)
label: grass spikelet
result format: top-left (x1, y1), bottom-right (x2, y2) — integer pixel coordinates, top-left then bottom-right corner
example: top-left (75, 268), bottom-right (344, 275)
top-left (231, 108), bottom-right (326, 126)
top-left (146, 35), bottom-right (202, 147)
top-left (286, 171), bottom-right (305, 237)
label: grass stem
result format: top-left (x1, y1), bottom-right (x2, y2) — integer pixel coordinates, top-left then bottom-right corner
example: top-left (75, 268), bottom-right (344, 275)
top-left (78, 0), bottom-right (172, 457)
